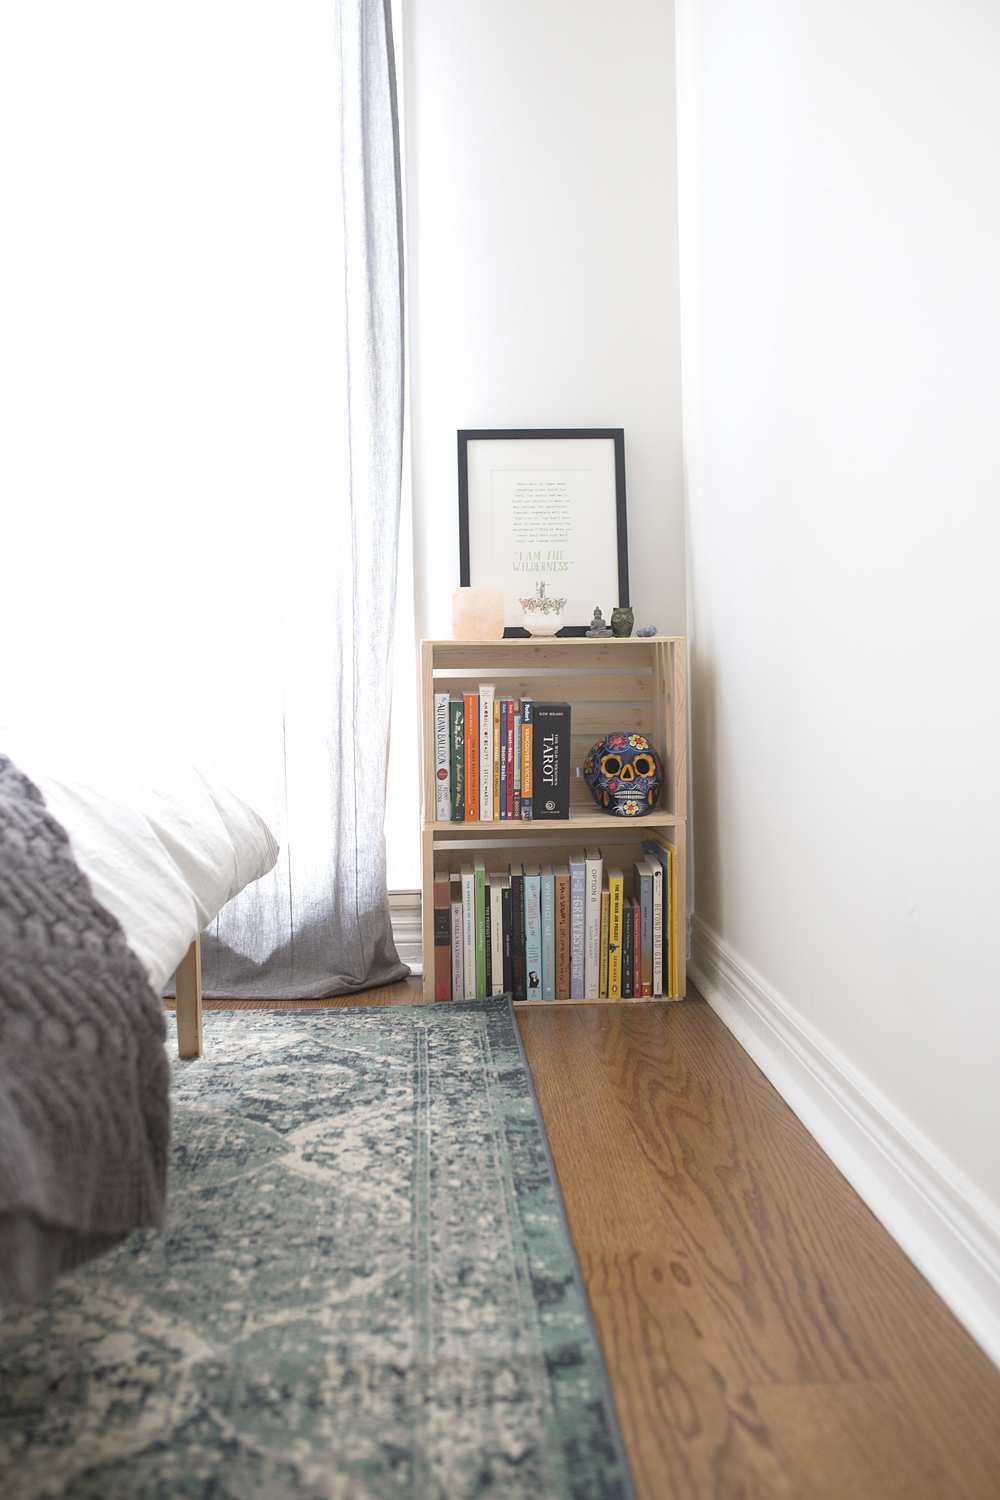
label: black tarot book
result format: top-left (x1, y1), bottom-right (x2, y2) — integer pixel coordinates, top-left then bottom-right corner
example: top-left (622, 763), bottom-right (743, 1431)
top-left (532, 703), bottom-right (571, 820)
top-left (509, 866), bottom-right (527, 1001)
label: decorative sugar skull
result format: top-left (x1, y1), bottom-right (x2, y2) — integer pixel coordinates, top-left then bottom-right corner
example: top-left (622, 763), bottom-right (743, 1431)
top-left (583, 732), bottom-right (663, 817)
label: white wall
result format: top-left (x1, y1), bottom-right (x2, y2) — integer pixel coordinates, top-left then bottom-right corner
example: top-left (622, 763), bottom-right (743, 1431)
top-left (679, 0), bottom-right (1000, 1356)
top-left (401, 0), bottom-right (684, 642)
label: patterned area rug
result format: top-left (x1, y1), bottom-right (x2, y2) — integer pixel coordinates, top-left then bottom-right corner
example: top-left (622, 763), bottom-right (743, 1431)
top-left (1, 997), bottom-right (634, 1500)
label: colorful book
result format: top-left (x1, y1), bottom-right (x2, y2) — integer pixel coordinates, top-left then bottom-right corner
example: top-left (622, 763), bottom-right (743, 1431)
top-left (622, 896), bottom-right (633, 999)
top-left (460, 861), bottom-right (476, 999)
top-left (523, 863), bottom-right (542, 999)
top-left (450, 876), bottom-right (463, 1001)
top-left (607, 866), bottom-right (624, 999)
top-left (509, 864), bottom-right (527, 1001)
top-left (498, 699), bottom-right (507, 820)
top-left (433, 694), bottom-right (451, 821)
top-left (633, 859), bottom-right (654, 996)
top-left (584, 847), bottom-right (603, 999)
top-left (533, 703), bottom-right (572, 820)
top-left (479, 683), bottom-right (494, 823)
top-left (506, 702), bottom-right (515, 820)
top-left (599, 874), bottom-right (610, 999)
top-left (520, 700), bottom-right (533, 819)
top-left (512, 702), bottom-right (522, 819)
top-left (568, 848), bottom-right (586, 999)
top-left (554, 863), bottom-right (570, 1000)
top-left (493, 698), bottom-right (502, 820)
top-left (500, 874), bottom-right (513, 994)
top-left (474, 855), bottom-right (487, 997)
top-left (433, 868), bottom-right (451, 1000)
top-left (641, 839), bottom-right (665, 997)
top-left (489, 875), bottom-right (505, 996)
top-left (540, 863), bottom-right (555, 1002)
top-left (632, 897), bottom-right (642, 999)
top-left (449, 700), bottom-right (465, 821)
top-left (463, 694), bottom-right (478, 821)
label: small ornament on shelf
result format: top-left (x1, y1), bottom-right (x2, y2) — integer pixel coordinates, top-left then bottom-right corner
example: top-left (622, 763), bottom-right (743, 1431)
top-left (610, 606), bottom-right (634, 638)
top-left (636, 624), bottom-right (657, 637)
top-left (518, 581), bottom-right (567, 637)
top-left (585, 606), bottom-right (613, 638)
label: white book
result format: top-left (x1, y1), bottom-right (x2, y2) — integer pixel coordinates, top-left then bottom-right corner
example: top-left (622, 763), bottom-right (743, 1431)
top-left (433, 692), bottom-right (452, 821)
top-left (461, 861), bottom-right (477, 999)
top-left (540, 863), bottom-right (555, 1002)
top-left (643, 848), bottom-right (664, 997)
top-left (478, 682), bottom-right (495, 822)
top-left (450, 878), bottom-right (463, 1002)
top-left (489, 875), bottom-right (505, 995)
top-left (584, 847), bottom-right (603, 999)
top-left (568, 848), bottom-right (586, 999)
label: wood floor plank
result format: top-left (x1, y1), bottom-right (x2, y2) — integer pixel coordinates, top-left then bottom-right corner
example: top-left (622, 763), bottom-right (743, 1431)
top-left (519, 1005), bottom-right (798, 1500)
top-left (751, 1380), bottom-right (959, 1500)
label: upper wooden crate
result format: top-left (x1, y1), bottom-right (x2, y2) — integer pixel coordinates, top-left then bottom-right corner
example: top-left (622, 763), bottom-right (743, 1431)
top-left (420, 636), bottom-right (687, 828)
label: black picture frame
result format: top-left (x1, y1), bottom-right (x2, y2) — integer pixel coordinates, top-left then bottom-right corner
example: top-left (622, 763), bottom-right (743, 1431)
top-left (458, 428), bottom-right (629, 637)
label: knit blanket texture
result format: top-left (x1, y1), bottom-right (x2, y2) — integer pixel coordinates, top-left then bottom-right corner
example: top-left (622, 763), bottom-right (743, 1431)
top-left (0, 755), bottom-right (169, 1304)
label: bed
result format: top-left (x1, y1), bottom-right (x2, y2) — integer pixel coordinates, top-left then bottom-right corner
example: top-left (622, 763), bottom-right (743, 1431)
top-left (0, 734), bottom-right (279, 1303)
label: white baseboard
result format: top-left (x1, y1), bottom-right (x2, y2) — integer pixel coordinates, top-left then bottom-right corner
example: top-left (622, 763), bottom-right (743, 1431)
top-left (689, 914), bottom-right (1000, 1371)
top-left (389, 890), bottom-right (422, 974)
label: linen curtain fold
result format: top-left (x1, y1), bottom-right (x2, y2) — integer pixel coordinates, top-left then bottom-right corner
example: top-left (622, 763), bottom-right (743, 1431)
top-left (200, 0), bottom-right (407, 998)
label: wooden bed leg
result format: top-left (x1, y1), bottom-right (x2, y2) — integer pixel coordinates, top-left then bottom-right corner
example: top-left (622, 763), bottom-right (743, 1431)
top-left (175, 935), bottom-right (203, 1059)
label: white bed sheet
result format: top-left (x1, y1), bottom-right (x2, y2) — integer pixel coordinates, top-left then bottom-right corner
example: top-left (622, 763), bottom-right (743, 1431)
top-left (0, 732), bottom-right (279, 993)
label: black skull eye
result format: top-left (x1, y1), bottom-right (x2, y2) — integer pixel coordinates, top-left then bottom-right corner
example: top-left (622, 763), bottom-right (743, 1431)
top-left (601, 754), bottom-right (622, 777)
top-left (633, 755), bottom-right (654, 777)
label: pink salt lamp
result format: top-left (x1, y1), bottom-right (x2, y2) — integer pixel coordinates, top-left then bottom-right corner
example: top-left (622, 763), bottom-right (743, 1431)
top-left (452, 587), bottom-right (505, 640)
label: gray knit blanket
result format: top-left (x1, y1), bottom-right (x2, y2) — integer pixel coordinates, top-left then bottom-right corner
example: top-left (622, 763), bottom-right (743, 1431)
top-left (0, 755), bottom-right (170, 1304)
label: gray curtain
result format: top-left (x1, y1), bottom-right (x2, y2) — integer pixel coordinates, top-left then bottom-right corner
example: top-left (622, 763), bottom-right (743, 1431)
top-left (199, 0), bottom-right (408, 999)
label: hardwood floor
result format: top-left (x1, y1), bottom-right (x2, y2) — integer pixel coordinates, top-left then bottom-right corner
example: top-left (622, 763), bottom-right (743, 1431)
top-left (173, 983), bottom-right (1000, 1498)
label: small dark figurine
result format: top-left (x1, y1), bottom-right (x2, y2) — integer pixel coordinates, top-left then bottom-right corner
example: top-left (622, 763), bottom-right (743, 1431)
top-left (610, 606), bottom-right (634, 638)
top-left (585, 607), bottom-right (612, 638)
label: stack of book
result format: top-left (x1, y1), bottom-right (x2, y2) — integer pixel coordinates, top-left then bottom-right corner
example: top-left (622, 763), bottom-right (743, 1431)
top-left (431, 834), bottom-right (680, 1002)
top-left (433, 687), bottom-right (571, 822)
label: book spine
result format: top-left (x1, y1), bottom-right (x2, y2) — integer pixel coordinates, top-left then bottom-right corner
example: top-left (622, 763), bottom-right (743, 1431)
top-left (635, 862), bottom-right (653, 996)
top-left (434, 870), bottom-right (451, 1001)
top-left (540, 866), bottom-right (555, 1002)
top-left (533, 703), bottom-right (572, 820)
top-left (474, 855), bottom-right (487, 997)
top-left (463, 695), bottom-right (478, 821)
top-left (666, 844), bottom-right (675, 999)
top-left (490, 877), bottom-right (505, 995)
top-left (599, 877), bottom-right (610, 999)
top-left (479, 684), bottom-right (494, 822)
top-left (449, 701), bottom-right (465, 821)
top-left (622, 898), bottom-right (633, 1000)
top-left (642, 841), bottom-right (664, 997)
top-left (520, 700), bottom-right (533, 818)
top-left (450, 880), bottom-right (463, 1000)
top-left (608, 867), bottom-right (624, 999)
top-left (523, 865), bottom-right (541, 999)
top-left (554, 867), bottom-right (570, 1000)
top-left (633, 898), bottom-right (642, 999)
top-left (498, 699), bottom-right (507, 820)
top-left (584, 848), bottom-right (603, 999)
top-left (501, 880), bottom-right (513, 994)
top-left (512, 703), bottom-right (521, 819)
top-left (484, 879), bottom-right (493, 997)
top-left (510, 868), bottom-right (526, 1001)
top-left (433, 694), bottom-right (452, 821)
top-left (506, 707), bottom-right (515, 820)
top-left (569, 850), bottom-right (585, 999)
top-left (461, 863), bottom-right (476, 999)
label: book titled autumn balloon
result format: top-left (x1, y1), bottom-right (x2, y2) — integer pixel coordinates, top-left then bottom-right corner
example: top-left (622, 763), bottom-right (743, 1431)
top-left (531, 703), bottom-right (572, 820)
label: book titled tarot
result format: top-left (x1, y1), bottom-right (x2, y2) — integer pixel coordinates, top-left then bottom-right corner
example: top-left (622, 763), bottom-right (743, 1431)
top-left (532, 703), bottom-right (571, 820)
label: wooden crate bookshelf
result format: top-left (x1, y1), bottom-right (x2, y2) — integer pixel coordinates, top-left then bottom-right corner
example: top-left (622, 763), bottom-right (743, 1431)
top-left (419, 636), bottom-right (687, 1005)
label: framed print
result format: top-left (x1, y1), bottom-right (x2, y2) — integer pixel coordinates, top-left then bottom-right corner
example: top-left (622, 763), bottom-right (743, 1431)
top-left (458, 429), bottom-right (629, 633)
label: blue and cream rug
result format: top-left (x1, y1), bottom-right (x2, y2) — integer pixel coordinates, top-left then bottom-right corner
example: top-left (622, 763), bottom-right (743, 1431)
top-left (0, 997), bottom-right (634, 1500)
